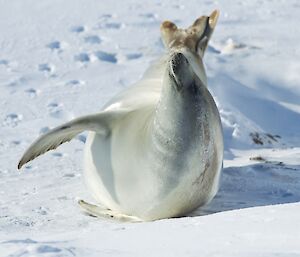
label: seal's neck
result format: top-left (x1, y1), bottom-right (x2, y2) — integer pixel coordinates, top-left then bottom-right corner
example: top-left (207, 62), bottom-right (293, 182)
top-left (178, 50), bottom-right (207, 87)
top-left (144, 51), bottom-right (207, 88)
top-left (154, 77), bottom-right (203, 138)
top-left (150, 54), bottom-right (207, 155)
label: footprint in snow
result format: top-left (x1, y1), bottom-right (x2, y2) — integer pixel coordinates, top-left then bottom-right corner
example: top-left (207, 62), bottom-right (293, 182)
top-left (32, 206), bottom-right (48, 215)
top-left (94, 13), bottom-right (124, 30)
top-left (0, 59), bottom-right (9, 66)
top-left (0, 59), bottom-right (11, 72)
top-left (84, 35), bottom-right (101, 44)
top-left (74, 51), bottom-right (117, 63)
top-left (38, 63), bottom-right (55, 74)
top-left (39, 126), bottom-right (50, 135)
top-left (70, 25), bottom-right (85, 33)
top-left (2, 239), bottom-right (38, 244)
top-left (95, 21), bottom-right (124, 30)
top-left (0, 59), bottom-right (19, 72)
top-left (94, 51), bottom-right (117, 63)
top-left (24, 88), bottom-right (39, 98)
top-left (103, 22), bottom-right (124, 29)
top-left (3, 113), bottom-right (23, 127)
top-left (2, 239), bottom-right (69, 256)
top-left (47, 102), bottom-right (64, 118)
top-left (6, 76), bottom-right (29, 87)
top-left (52, 152), bottom-right (63, 157)
top-left (74, 53), bottom-right (90, 63)
top-left (139, 13), bottom-right (158, 19)
top-left (38, 245), bottom-right (69, 254)
top-left (65, 79), bottom-right (85, 87)
top-left (126, 53), bottom-right (142, 60)
top-left (99, 13), bottom-right (113, 19)
top-left (63, 173), bottom-right (76, 178)
top-left (173, 4), bottom-right (185, 9)
top-left (211, 38), bottom-right (261, 55)
top-left (11, 140), bottom-right (21, 146)
top-left (46, 41), bottom-right (61, 50)
top-left (46, 41), bottom-right (68, 54)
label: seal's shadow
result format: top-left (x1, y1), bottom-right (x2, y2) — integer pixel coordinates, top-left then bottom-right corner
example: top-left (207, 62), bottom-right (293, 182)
top-left (190, 162), bottom-right (300, 216)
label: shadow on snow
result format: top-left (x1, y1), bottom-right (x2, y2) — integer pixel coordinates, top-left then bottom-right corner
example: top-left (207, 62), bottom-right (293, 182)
top-left (191, 162), bottom-right (300, 216)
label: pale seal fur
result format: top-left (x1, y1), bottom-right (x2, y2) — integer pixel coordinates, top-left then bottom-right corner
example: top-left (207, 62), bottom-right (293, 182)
top-left (18, 10), bottom-right (223, 221)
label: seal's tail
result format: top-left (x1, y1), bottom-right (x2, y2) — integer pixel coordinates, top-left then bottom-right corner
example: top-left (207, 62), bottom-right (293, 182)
top-left (160, 10), bottom-right (220, 57)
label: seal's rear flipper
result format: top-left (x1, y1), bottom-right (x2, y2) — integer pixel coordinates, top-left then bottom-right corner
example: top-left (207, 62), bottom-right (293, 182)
top-left (78, 200), bottom-right (142, 222)
top-left (18, 111), bottom-right (125, 169)
top-left (160, 10), bottom-right (220, 57)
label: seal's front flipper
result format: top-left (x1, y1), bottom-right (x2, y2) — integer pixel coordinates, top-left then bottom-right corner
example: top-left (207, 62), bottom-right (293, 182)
top-left (18, 111), bottom-right (123, 169)
top-left (78, 200), bottom-right (142, 222)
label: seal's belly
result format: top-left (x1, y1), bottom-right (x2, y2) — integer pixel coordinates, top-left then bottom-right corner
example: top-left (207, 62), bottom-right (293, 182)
top-left (83, 109), bottom-right (161, 214)
top-left (84, 109), bottom-right (223, 220)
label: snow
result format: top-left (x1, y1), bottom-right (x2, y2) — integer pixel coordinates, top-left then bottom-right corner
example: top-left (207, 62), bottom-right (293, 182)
top-left (1, 0), bottom-right (300, 256)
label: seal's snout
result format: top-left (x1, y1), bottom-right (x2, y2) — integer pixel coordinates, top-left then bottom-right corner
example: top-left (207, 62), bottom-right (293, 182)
top-left (169, 52), bottom-right (194, 90)
top-left (170, 53), bottom-right (189, 75)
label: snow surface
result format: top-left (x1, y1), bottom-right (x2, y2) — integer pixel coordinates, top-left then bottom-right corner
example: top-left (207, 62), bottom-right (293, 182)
top-left (1, 0), bottom-right (300, 256)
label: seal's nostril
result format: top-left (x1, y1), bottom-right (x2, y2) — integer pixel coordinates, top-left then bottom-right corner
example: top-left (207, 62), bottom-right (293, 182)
top-left (173, 53), bottom-right (184, 65)
top-left (174, 53), bottom-right (184, 62)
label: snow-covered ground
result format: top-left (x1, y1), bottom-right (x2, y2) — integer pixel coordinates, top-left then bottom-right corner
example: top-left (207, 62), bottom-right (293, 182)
top-left (1, 0), bottom-right (300, 256)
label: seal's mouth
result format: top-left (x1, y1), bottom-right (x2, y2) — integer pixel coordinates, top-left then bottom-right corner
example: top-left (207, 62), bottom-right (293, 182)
top-left (169, 70), bottom-right (181, 90)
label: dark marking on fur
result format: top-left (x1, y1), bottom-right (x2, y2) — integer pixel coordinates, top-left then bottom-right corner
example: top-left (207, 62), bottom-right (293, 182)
top-left (192, 161), bottom-right (210, 186)
top-left (249, 156), bottom-right (266, 162)
top-left (60, 125), bottom-right (71, 130)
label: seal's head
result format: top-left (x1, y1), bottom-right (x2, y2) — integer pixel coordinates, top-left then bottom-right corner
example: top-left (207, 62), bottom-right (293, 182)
top-left (160, 10), bottom-right (219, 91)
